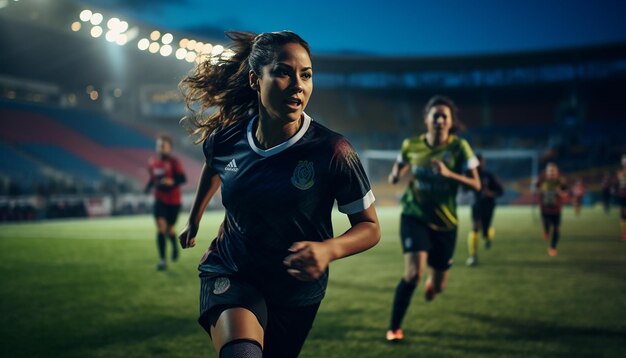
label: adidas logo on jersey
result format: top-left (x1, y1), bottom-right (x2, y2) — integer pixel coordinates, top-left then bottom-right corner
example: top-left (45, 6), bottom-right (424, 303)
top-left (225, 159), bottom-right (239, 172)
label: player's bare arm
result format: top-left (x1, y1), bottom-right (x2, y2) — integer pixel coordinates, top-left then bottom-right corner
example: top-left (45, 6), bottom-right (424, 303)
top-left (284, 205), bottom-right (380, 281)
top-left (179, 163), bottom-right (221, 248)
top-left (431, 159), bottom-right (481, 191)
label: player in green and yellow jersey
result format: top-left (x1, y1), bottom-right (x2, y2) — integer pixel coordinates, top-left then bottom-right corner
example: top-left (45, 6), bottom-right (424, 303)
top-left (385, 96), bottom-right (481, 342)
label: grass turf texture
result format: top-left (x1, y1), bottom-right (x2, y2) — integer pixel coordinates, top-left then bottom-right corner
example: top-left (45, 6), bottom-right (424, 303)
top-left (0, 206), bottom-right (624, 357)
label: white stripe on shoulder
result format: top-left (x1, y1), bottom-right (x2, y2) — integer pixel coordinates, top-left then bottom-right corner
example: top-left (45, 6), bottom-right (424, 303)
top-left (338, 190), bottom-right (375, 214)
top-left (467, 156), bottom-right (479, 170)
top-left (396, 153), bottom-right (405, 164)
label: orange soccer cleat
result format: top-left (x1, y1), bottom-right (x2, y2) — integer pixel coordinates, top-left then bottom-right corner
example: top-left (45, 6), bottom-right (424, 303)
top-left (548, 247), bottom-right (558, 257)
top-left (386, 328), bottom-right (404, 342)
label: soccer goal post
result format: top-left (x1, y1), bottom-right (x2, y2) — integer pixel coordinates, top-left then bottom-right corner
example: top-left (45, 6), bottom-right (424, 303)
top-left (361, 148), bottom-right (540, 206)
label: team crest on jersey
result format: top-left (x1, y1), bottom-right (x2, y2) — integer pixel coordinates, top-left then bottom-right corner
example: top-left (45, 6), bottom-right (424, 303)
top-left (291, 160), bottom-right (315, 190)
top-left (213, 277), bottom-right (230, 295)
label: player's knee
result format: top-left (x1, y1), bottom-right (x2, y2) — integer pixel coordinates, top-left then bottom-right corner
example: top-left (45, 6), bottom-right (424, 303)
top-left (219, 338), bottom-right (262, 358)
top-left (403, 270), bottom-right (422, 284)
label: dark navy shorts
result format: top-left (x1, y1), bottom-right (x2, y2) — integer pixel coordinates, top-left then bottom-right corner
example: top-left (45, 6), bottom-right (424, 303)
top-left (541, 212), bottom-right (561, 228)
top-left (198, 275), bottom-right (320, 357)
top-left (400, 215), bottom-right (457, 270)
top-left (153, 201), bottom-right (180, 225)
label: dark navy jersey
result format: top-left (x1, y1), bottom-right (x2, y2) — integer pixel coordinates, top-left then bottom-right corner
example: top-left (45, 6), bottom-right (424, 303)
top-left (199, 113), bottom-right (375, 306)
top-left (472, 168), bottom-right (503, 205)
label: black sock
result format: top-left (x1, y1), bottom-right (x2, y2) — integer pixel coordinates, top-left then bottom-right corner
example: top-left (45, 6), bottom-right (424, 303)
top-left (390, 279), bottom-right (417, 330)
top-left (219, 339), bottom-right (262, 358)
top-left (169, 234), bottom-right (178, 260)
top-left (551, 229), bottom-right (559, 249)
top-left (157, 233), bottom-right (166, 260)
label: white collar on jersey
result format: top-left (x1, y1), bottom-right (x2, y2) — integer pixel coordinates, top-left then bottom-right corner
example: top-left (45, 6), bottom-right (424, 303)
top-left (246, 112), bottom-right (312, 157)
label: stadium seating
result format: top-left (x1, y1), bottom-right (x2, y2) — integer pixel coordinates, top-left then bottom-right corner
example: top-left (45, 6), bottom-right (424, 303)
top-left (18, 144), bottom-right (104, 183)
top-left (0, 100), bottom-right (203, 192)
top-left (0, 141), bottom-right (47, 186)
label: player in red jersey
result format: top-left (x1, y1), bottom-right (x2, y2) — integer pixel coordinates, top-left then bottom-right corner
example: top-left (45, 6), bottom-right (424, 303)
top-left (536, 162), bottom-right (567, 256)
top-left (145, 134), bottom-right (186, 270)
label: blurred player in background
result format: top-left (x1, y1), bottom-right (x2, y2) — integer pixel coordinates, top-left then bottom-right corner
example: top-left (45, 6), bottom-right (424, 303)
top-left (145, 134), bottom-right (186, 270)
top-left (571, 178), bottom-right (585, 216)
top-left (178, 31), bottom-right (380, 358)
top-left (386, 95), bottom-right (480, 342)
top-left (466, 154), bottom-right (504, 266)
top-left (600, 171), bottom-right (613, 214)
top-left (536, 162), bottom-right (567, 256)
top-left (617, 154), bottom-right (626, 241)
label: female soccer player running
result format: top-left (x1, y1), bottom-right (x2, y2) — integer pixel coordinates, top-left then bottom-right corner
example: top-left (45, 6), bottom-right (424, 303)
top-left (386, 96), bottom-right (480, 341)
top-left (536, 162), bottom-right (568, 256)
top-left (145, 134), bottom-right (186, 270)
top-left (466, 154), bottom-right (504, 266)
top-left (178, 31), bottom-right (380, 358)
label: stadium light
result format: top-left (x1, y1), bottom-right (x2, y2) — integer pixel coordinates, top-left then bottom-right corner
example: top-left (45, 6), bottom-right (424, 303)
top-left (71, 8), bottom-right (229, 62)
top-left (79, 9), bottom-right (92, 22)
top-left (148, 42), bottom-right (160, 53)
top-left (160, 45), bottom-right (172, 57)
top-left (105, 30), bottom-right (117, 42)
top-left (175, 48), bottom-right (187, 60)
top-left (116, 34), bottom-right (127, 46)
top-left (186, 39), bottom-right (197, 50)
top-left (107, 17), bottom-right (119, 30)
top-left (118, 21), bottom-right (128, 33)
top-left (194, 41), bottom-right (204, 52)
top-left (137, 38), bottom-right (149, 51)
top-left (150, 30), bottom-right (160, 41)
top-left (90, 26), bottom-right (103, 38)
top-left (89, 90), bottom-right (99, 100)
top-left (185, 51), bottom-right (197, 63)
top-left (90, 13), bottom-right (103, 26)
top-left (162, 33), bottom-right (173, 45)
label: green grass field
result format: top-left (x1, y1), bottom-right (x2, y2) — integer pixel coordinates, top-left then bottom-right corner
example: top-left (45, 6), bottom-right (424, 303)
top-left (1, 206), bottom-right (625, 357)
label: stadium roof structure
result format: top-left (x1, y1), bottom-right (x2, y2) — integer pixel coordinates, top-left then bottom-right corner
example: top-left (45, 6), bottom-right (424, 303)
top-left (1, 0), bottom-right (626, 92)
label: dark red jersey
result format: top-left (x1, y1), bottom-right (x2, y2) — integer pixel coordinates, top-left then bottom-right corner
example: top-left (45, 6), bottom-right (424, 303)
top-left (536, 176), bottom-right (567, 215)
top-left (147, 155), bottom-right (186, 205)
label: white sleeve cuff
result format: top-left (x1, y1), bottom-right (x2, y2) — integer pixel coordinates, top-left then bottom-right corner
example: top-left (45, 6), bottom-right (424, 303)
top-left (467, 156), bottom-right (479, 170)
top-left (338, 190), bottom-right (375, 214)
top-left (396, 153), bottom-right (405, 164)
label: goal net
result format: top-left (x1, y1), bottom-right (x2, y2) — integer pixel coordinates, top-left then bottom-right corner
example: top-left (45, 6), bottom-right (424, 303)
top-left (361, 149), bottom-right (540, 207)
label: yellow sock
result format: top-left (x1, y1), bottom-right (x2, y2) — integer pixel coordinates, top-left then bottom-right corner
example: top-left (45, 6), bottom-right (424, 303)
top-left (487, 227), bottom-right (495, 241)
top-left (468, 231), bottom-right (479, 256)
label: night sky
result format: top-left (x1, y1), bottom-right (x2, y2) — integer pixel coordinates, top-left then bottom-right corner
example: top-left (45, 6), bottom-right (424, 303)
top-left (81, 0), bottom-right (626, 56)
